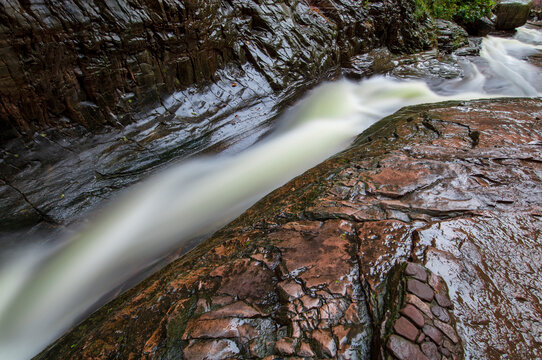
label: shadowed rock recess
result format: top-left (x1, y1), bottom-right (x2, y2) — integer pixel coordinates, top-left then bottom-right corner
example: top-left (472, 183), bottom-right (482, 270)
top-left (38, 98), bottom-right (542, 359)
top-left (0, 0), bottom-right (432, 141)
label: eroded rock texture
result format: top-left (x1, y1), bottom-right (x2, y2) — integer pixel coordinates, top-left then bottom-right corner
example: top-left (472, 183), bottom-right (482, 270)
top-left (0, 0), bottom-right (432, 141)
top-left (38, 98), bottom-right (542, 359)
top-left (381, 263), bottom-right (463, 360)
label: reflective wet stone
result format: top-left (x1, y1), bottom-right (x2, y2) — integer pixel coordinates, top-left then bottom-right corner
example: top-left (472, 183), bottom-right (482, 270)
top-left (408, 279), bottom-right (435, 302)
top-left (431, 305), bottom-right (450, 323)
top-left (405, 262), bottom-right (428, 282)
top-left (406, 294), bottom-right (433, 319)
top-left (423, 325), bottom-right (444, 345)
top-left (394, 317), bottom-right (419, 342)
top-left (421, 341), bottom-right (440, 360)
top-left (387, 335), bottom-right (429, 360)
top-left (434, 320), bottom-right (459, 344)
top-left (401, 304), bottom-right (425, 328)
top-left (435, 293), bottom-right (453, 308)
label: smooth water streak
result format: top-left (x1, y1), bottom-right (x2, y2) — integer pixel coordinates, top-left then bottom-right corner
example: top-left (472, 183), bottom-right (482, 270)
top-left (0, 27), bottom-right (541, 360)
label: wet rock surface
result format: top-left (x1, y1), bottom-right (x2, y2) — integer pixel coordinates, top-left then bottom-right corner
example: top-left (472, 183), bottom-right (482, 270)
top-left (381, 262), bottom-right (462, 360)
top-left (37, 97), bottom-right (542, 359)
top-left (496, 0), bottom-right (533, 30)
top-left (435, 20), bottom-right (469, 53)
top-left (0, 0), bottom-right (432, 141)
top-left (0, 0), bottom-right (437, 250)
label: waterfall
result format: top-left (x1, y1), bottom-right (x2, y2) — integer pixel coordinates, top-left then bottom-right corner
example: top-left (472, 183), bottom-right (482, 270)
top-left (0, 27), bottom-right (540, 360)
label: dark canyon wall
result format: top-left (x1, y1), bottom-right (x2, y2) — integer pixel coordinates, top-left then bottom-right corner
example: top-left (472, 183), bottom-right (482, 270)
top-left (0, 0), bottom-right (432, 141)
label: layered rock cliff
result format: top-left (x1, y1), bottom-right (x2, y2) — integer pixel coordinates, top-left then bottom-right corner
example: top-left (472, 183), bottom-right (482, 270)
top-left (0, 0), bottom-right (432, 141)
top-left (38, 97), bottom-right (542, 359)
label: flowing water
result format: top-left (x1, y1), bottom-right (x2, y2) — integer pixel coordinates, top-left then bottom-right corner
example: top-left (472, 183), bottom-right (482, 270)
top-left (0, 27), bottom-right (541, 359)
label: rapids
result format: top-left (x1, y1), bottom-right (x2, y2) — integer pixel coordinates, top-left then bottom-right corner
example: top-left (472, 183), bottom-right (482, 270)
top-left (0, 27), bottom-right (541, 360)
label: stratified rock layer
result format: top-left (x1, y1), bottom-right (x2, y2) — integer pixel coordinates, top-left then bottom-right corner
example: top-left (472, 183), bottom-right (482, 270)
top-left (0, 0), bottom-right (432, 141)
top-left (38, 97), bottom-right (542, 359)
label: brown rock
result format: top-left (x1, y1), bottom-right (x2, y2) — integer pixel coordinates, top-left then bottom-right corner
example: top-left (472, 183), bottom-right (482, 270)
top-left (278, 281), bottom-right (305, 301)
top-left (401, 304), bottom-right (425, 328)
top-left (406, 294), bottom-right (433, 319)
top-left (405, 263), bottom-right (428, 282)
top-left (429, 273), bottom-right (445, 293)
top-left (275, 337), bottom-right (296, 355)
top-left (431, 305), bottom-right (450, 323)
top-left (387, 335), bottom-right (430, 360)
top-left (440, 346), bottom-right (452, 357)
top-left (423, 325), bottom-right (444, 345)
top-left (298, 342), bottom-right (316, 357)
top-left (443, 339), bottom-right (454, 351)
top-left (199, 301), bottom-right (264, 320)
top-left (434, 320), bottom-right (459, 344)
top-left (312, 329), bottom-right (337, 357)
top-left (408, 279), bottom-right (435, 302)
top-left (435, 293), bottom-right (453, 308)
top-left (394, 317), bottom-right (419, 342)
top-left (183, 339), bottom-right (240, 360)
top-left (300, 295), bottom-right (321, 310)
top-left (421, 341), bottom-right (440, 360)
top-left (417, 332), bottom-right (426, 343)
top-left (343, 303), bottom-right (361, 324)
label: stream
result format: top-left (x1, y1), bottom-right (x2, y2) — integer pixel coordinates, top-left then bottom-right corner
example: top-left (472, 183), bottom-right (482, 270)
top-left (0, 26), bottom-right (541, 359)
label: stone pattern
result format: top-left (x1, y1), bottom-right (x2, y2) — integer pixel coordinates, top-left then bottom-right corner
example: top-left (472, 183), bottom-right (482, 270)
top-left (0, 0), bottom-right (433, 141)
top-left (37, 98), bottom-right (542, 359)
top-left (384, 262), bottom-right (463, 360)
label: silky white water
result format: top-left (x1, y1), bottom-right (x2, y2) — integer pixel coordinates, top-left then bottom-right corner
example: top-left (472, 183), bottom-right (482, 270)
top-left (0, 28), bottom-right (540, 359)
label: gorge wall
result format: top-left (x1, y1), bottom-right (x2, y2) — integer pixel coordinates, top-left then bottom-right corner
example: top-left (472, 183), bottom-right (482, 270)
top-left (0, 0), bottom-right (432, 141)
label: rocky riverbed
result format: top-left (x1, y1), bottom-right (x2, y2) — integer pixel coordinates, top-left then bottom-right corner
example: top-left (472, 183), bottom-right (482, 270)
top-left (36, 98), bottom-right (542, 359)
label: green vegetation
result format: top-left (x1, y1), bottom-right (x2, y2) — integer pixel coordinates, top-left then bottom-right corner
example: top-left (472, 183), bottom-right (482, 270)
top-left (418, 0), bottom-right (496, 23)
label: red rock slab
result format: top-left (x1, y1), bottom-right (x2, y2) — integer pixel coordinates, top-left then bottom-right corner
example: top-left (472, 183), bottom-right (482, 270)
top-left (198, 301), bottom-right (264, 320)
top-left (183, 339), bottom-right (240, 360)
top-left (431, 305), bottom-right (450, 323)
top-left (387, 335), bottom-right (429, 360)
top-left (407, 279), bottom-right (435, 302)
top-left (400, 304), bottom-right (425, 328)
top-left (421, 341), bottom-right (440, 360)
top-left (434, 320), bottom-right (459, 344)
top-left (405, 262), bottom-right (428, 282)
top-left (215, 259), bottom-right (276, 304)
top-left (423, 325), bottom-right (444, 345)
top-left (277, 280), bottom-right (304, 301)
top-left (298, 342), bottom-right (315, 357)
top-left (406, 294), bottom-right (433, 319)
top-left (183, 318), bottom-right (254, 340)
top-left (312, 329), bottom-right (337, 357)
top-left (435, 293), bottom-right (452, 308)
top-left (272, 220), bottom-right (353, 293)
top-left (394, 316), bottom-right (419, 342)
top-left (275, 337), bottom-right (296, 355)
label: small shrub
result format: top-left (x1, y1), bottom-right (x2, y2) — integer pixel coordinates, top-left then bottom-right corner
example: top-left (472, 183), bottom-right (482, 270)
top-left (420, 0), bottom-right (496, 23)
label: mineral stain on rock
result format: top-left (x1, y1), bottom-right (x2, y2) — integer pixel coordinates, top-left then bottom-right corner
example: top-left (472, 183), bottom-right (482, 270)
top-left (35, 98), bottom-right (542, 359)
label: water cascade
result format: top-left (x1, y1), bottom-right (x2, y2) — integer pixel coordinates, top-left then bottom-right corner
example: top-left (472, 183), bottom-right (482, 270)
top-left (0, 28), bottom-right (541, 360)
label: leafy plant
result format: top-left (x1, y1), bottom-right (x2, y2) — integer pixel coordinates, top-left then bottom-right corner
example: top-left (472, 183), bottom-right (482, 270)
top-left (419, 0), bottom-right (496, 23)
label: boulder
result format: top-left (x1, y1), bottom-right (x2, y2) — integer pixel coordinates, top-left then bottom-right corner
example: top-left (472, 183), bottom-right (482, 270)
top-left (459, 16), bottom-right (495, 37)
top-left (495, 0), bottom-right (533, 30)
